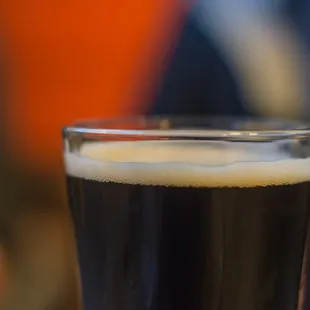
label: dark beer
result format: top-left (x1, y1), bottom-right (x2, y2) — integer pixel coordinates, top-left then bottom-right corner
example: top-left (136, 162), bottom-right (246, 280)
top-left (65, 141), bottom-right (310, 310)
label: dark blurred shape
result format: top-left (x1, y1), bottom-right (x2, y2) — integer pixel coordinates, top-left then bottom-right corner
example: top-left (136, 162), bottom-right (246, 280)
top-left (150, 14), bottom-right (248, 117)
top-left (288, 0), bottom-right (310, 47)
top-left (287, 0), bottom-right (310, 119)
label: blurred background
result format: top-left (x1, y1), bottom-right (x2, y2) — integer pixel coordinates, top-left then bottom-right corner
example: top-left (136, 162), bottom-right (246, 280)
top-left (0, 0), bottom-right (310, 308)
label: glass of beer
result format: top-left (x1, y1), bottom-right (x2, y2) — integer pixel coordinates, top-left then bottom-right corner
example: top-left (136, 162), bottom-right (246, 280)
top-left (63, 117), bottom-right (310, 310)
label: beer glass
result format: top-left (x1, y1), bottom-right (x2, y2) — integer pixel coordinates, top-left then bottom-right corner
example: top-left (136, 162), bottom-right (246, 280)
top-left (63, 117), bottom-right (310, 310)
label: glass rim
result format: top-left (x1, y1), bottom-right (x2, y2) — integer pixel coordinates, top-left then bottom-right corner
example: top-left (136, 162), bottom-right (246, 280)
top-left (63, 116), bottom-right (310, 141)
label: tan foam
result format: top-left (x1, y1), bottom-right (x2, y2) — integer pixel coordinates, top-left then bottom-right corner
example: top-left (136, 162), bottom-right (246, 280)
top-left (64, 140), bottom-right (310, 188)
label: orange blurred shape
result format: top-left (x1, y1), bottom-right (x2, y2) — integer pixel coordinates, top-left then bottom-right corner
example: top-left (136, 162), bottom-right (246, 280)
top-left (2, 0), bottom-right (184, 173)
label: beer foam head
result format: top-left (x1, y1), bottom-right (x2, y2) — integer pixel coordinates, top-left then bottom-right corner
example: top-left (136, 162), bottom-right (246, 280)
top-left (64, 140), bottom-right (310, 187)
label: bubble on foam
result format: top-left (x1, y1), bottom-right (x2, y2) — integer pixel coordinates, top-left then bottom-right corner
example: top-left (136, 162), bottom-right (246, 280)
top-left (64, 140), bottom-right (310, 188)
